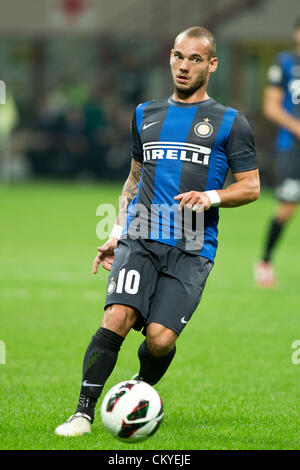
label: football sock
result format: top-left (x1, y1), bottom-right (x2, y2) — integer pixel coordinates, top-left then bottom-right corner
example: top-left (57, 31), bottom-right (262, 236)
top-left (76, 327), bottom-right (124, 422)
top-left (262, 218), bottom-right (284, 262)
top-left (137, 340), bottom-right (176, 386)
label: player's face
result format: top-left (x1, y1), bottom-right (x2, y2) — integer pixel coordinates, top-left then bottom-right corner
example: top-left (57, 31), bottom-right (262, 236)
top-left (170, 35), bottom-right (218, 96)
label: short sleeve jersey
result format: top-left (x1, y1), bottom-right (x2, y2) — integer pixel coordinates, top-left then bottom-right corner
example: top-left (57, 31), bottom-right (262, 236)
top-left (123, 97), bottom-right (258, 262)
top-left (267, 52), bottom-right (300, 151)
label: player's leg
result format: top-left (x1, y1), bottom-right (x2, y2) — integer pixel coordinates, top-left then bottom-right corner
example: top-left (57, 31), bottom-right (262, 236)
top-left (136, 323), bottom-right (178, 385)
top-left (136, 247), bottom-right (213, 385)
top-left (256, 147), bottom-right (300, 287)
top-left (256, 182), bottom-right (299, 287)
top-left (75, 304), bottom-right (139, 418)
top-left (255, 202), bottom-right (296, 288)
top-left (262, 201), bottom-right (297, 262)
top-left (55, 238), bottom-right (157, 436)
top-left (55, 304), bottom-right (139, 436)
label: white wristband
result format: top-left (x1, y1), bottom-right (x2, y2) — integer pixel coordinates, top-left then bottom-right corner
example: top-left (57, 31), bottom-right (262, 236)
top-left (110, 224), bottom-right (123, 239)
top-left (205, 190), bottom-right (221, 207)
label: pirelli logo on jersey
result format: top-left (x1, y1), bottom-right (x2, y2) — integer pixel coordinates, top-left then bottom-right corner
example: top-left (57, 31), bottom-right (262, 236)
top-left (143, 141), bottom-right (211, 166)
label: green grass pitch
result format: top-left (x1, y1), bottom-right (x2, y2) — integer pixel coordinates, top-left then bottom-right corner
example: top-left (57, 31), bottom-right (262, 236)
top-left (1, 182), bottom-right (300, 450)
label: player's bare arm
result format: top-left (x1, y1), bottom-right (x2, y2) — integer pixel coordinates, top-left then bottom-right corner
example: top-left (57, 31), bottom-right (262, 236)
top-left (93, 159), bottom-right (142, 273)
top-left (216, 168), bottom-right (260, 207)
top-left (263, 85), bottom-right (300, 139)
top-left (116, 158), bottom-right (143, 226)
top-left (174, 169), bottom-right (260, 211)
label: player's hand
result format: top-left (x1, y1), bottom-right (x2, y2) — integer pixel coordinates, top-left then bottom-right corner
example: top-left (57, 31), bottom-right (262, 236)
top-left (93, 237), bottom-right (118, 273)
top-left (174, 191), bottom-right (211, 212)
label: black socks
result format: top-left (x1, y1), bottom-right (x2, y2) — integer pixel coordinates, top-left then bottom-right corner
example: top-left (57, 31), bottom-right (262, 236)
top-left (76, 328), bottom-right (176, 421)
top-left (76, 327), bottom-right (124, 421)
top-left (262, 218), bottom-right (284, 262)
top-left (137, 340), bottom-right (176, 386)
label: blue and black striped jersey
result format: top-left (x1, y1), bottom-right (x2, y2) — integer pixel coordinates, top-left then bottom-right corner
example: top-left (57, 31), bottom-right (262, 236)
top-left (123, 96), bottom-right (258, 262)
top-left (267, 52), bottom-right (300, 151)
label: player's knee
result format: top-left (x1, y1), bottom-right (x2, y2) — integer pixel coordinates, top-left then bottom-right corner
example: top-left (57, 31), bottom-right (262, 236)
top-left (146, 325), bottom-right (177, 357)
top-left (102, 304), bottom-right (138, 336)
top-left (276, 202), bottom-right (297, 223)
top-left (147, 336), bottom-right (175, 357)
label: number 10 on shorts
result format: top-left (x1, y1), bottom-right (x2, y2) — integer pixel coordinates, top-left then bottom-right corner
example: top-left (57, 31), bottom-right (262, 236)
top-left (116, 269), bottom-right (140, 294)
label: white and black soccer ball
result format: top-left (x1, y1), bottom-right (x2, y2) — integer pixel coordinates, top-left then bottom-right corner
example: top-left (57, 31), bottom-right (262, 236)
top-left (101, 380), bottom-right (164, 443)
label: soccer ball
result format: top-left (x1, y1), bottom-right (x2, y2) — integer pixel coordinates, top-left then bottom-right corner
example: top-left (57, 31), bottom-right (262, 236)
top-left (101, 380), bottom-right (164, 443)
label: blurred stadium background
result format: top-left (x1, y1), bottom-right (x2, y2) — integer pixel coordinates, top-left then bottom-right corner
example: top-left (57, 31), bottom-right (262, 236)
top-left (2, 0), bottom-right (300, 451)
top-left (0, 0), bottom-right (299, 185)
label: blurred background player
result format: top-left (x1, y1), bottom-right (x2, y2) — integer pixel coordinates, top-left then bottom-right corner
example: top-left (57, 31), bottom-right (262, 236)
top-left (255, 17), bottom-right (300, 287)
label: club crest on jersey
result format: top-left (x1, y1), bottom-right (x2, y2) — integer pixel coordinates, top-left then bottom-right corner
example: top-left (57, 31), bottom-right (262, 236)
top-left (194, 119), bottom-right (213, 138)
top-left (107, 279), bottom-right (116, 295)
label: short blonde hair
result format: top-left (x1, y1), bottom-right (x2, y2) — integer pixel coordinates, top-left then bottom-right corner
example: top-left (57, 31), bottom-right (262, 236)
top-left (175, 26), bottom-right (216, 58)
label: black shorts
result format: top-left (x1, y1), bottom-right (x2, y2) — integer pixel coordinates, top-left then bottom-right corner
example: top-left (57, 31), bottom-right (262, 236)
top-left (104, 238), bottom-right (213, 335)
top-left (275, 144), bottom-right (300, 202)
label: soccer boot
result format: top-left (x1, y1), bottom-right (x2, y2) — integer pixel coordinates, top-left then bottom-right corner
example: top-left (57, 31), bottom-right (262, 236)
top-left (254, 261), bottom-right (276, 288)
top-left (131, 373), bottom-right (144, 381)
top-left (55, 412), bottom-right (92, 436)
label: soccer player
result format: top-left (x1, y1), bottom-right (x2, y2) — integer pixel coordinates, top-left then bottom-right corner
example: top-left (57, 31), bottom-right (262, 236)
top-left (255, 18), bottom-right (300, 287)
top-left (55, 26), bottom-right (260, 436)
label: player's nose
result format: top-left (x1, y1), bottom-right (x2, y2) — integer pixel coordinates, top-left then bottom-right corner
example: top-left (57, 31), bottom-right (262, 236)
top-left (179, 59), bottom-right (190, 72)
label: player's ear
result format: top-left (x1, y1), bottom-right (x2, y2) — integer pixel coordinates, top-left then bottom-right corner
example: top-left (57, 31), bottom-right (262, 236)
top-left (208, 56), bottom-right (218, 73)
top-left (170, 49), bottom-right (174, 65)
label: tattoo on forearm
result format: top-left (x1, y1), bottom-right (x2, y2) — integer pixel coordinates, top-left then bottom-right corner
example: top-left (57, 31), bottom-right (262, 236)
top-left (116, 159), bottom-right (142, 226)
